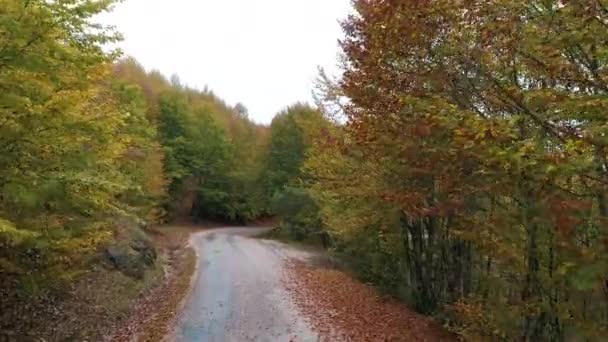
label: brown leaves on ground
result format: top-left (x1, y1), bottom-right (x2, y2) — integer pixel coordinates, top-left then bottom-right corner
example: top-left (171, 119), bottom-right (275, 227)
top-left (284, 261), bottom-right (456, 342)
top-left (110, 248), bottom-right (196, 342)
top-left (110, 226), bottom-right (200, 342)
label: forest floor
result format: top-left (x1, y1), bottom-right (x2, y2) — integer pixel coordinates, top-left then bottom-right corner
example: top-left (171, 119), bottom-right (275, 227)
top-left (0, 225), bottom-right (202, 342)
top-left (284, 259), bottom-right (456, 341)
top-left (109, 224), bottom-right (201, 341)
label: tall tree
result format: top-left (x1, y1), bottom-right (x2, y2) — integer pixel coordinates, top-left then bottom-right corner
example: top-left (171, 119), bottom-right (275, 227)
top-left (304, 0), bottom-right (608, 339)
top-left (0, 0), bottom-right (129, 282)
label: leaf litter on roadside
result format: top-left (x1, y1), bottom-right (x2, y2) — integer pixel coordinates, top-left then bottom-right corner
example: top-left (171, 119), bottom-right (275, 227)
top-left (283, 260), bottom-right (456, 342)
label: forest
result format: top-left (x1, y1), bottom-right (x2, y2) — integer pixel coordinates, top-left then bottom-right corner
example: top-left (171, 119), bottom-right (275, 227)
top-left (2, 0), bottom-right (608, 340)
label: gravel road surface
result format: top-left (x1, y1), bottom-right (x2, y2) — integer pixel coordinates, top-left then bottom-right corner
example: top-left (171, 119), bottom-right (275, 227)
top-left (172, 227), bottom-right (318, 342)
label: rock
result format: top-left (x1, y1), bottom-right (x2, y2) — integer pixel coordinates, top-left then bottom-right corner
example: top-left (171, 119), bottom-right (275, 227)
top-left (104, 227), bottom-right (157, 279)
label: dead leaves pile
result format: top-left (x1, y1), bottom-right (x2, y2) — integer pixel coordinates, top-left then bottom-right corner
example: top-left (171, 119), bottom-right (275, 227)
top-left (284, 261), bottom-right (456, 342)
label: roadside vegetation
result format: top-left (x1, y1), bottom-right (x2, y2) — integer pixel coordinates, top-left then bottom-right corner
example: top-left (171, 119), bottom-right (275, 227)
top-left (0, 0), bottom-right (267, 339)
top-left (267, 1), bottom-right (608, 341)
top-left (2, 0), bottom-right (608, 341)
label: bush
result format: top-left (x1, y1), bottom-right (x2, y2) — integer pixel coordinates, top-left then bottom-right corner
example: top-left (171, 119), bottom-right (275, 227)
top-left (270, 187), bottom-right (326, 243)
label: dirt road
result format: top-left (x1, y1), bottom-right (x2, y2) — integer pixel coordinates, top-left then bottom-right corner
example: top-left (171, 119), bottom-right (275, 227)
top-left (172, 227), bottom-right (318, 342)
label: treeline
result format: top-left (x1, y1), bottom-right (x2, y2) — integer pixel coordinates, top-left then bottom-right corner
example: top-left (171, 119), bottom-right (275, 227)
top-left (268, 1), bottom-right (608, 340)
top-left (0, 0), bottom-right (268, 295)
top-left (113, 58), bottom-right (269, 224)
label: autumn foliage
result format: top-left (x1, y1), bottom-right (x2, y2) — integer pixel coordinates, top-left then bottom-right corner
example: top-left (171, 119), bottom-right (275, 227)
top-left (293, 0), bottom-right (608, 340)
top-left (3, 0), bottom-right (608, 340)
top-left (0, 0), bottom-right (267, 311)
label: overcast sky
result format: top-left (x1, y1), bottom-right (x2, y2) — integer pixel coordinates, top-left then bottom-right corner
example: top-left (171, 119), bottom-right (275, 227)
top-left (99, 0), bottom-right (352, 124)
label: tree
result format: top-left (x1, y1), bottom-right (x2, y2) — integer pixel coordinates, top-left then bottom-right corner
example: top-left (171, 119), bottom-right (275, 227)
top-left (0, 0), bottom-right (129, 284)
top-left (304, 0), bottom-right (608, 339)
top-left (262, 104), bottom-right (330, 242)
top-left (233, 102), bottom-right (249, 119)
top-left (264, 104), bottom-right (323, 195)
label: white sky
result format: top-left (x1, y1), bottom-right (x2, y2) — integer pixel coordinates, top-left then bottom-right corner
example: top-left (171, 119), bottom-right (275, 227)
top-left (99, 0), bottom-right (352, 124)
